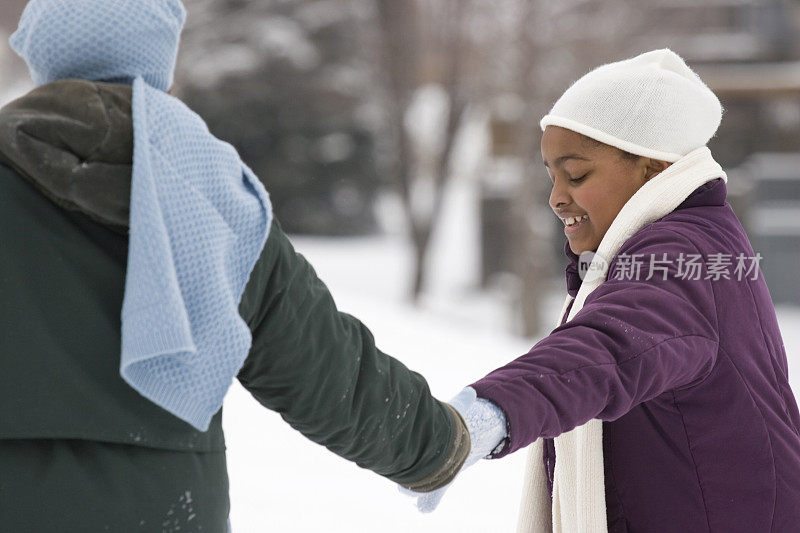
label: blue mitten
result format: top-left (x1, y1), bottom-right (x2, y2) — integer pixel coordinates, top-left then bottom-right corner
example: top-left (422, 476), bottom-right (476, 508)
top-left (400, 387), bottom-right (507, 513)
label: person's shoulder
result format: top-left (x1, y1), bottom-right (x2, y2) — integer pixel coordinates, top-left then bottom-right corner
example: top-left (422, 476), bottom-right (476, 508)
top-left (618, 218), bottom-right (705, 258)
top-left (0, 150), bottom-right (13, 170)
top-left (626, 202), bottom-right (741, 256)
top-left (0, 153), bottom-right (26, 186)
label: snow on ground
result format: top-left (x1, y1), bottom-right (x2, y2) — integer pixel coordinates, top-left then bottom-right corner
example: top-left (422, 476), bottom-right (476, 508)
top-left (0, 79), bottom-right (30, 107)
top-left (222, 233), bottom-right (537, 533)
top-left (222, 230), bottom-right (800, 533)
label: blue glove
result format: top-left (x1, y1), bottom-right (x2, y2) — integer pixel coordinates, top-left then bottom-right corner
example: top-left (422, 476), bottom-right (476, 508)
top-left (400, 387), bottom-right (507, 513)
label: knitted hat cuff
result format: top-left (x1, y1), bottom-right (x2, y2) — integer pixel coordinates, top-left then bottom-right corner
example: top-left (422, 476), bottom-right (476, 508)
top-left (540, 115), bottom-right (683, 163)
top-left (539, 49), bottom-right (721, 161)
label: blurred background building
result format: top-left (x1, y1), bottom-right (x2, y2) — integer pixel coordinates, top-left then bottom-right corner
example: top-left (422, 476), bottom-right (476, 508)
top-left (2, 0), bottom-right (799, 333)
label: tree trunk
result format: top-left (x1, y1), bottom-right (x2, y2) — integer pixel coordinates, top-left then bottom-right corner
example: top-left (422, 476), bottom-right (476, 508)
top-left (410, 224), bottom-right (432, 301)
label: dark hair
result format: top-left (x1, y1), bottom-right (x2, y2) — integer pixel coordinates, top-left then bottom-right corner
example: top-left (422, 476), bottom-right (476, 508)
top-left (579, 134), bottom-right (641, 163)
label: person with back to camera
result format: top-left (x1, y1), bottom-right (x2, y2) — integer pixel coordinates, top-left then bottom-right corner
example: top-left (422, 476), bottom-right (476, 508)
top-left (0, 1), bottom-right (489, 530)
top-left (403, 49), bottom-right (800, 532)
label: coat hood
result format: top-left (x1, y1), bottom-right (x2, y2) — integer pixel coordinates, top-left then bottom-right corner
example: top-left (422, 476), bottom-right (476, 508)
top-left (0, 79), bottom-right (133, 233)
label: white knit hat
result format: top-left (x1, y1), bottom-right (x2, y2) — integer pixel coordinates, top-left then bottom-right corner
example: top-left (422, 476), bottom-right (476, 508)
top-left (540, 49), bottom-right (722, 162)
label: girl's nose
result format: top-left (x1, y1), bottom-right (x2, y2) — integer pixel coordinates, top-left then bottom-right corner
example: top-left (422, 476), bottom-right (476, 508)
top-left (549, 179), bottom-right (570, 210)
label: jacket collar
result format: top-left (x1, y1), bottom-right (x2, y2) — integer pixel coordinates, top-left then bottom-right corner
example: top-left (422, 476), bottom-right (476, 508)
top-left (563, 177), bottom-right (727, 296)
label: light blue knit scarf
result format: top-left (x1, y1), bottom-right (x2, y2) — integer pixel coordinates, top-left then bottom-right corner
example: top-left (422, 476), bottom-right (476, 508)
top-left (11, 0), bottom-right (273, 431)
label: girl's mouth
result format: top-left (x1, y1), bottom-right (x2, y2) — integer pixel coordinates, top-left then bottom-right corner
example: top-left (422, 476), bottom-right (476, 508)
top-left (563, 214), bottom-right (589, 236)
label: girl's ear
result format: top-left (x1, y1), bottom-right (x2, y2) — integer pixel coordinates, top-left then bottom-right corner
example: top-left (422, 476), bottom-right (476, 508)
top-left (643, 159), bottom-right (671, 181)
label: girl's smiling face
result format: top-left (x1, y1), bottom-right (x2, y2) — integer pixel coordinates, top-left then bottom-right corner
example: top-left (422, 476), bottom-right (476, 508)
top-left (541, 126), bottom-right (669, 255)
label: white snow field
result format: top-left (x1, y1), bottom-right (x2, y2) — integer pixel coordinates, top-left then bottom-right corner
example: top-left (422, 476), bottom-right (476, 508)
top-left (223, 232), bottom-right (800, 533)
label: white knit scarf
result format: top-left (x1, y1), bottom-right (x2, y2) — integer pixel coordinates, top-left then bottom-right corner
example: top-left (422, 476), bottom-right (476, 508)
top-left (516, 147), bottom-right (727, 533)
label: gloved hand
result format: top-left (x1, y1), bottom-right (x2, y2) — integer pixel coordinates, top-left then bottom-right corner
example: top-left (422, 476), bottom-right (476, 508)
top-left (400, 386), bottom-right (507, 513)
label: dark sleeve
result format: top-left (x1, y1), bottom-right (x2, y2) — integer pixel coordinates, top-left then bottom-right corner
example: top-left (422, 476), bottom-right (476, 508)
top-left (472, 227), bottom-right (720, 457)
top-left (236, 220), bottom-right (469, 490)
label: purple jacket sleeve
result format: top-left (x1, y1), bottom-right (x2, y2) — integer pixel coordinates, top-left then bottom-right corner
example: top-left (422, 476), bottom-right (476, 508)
top-left (472, 227), bottom-right (720, 457)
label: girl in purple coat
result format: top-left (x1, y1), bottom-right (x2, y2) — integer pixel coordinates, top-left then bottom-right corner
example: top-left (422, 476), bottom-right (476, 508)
top-left (407, 49), bottom-right (800, 532)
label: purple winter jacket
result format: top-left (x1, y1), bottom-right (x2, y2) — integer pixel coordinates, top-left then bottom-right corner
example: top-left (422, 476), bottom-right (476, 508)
top-left (472, 178), bottom-right (800, 532)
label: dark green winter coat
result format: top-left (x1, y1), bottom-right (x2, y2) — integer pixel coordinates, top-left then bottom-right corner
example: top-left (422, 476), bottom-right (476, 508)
top-left (0, 80), bottom-right (468, 532)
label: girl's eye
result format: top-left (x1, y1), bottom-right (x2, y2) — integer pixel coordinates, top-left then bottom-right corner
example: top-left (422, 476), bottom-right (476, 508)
top-left (569, 173), bottom-right (588, 184)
